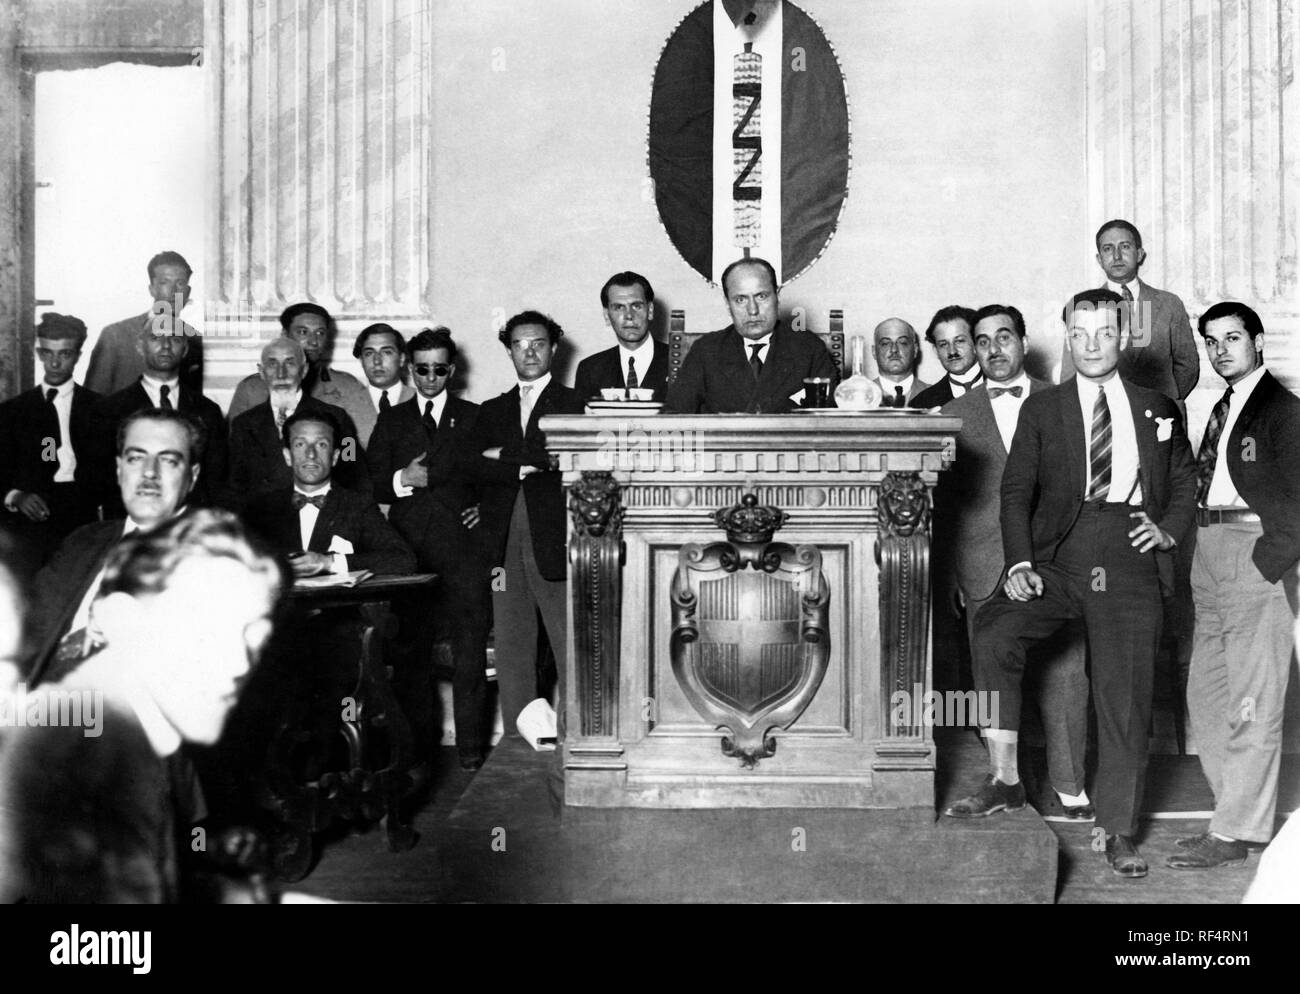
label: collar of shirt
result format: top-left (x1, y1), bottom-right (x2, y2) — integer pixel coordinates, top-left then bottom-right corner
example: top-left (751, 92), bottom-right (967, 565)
top-left (41, 378), bottom-right (75, 400)
top-left (739, 333), bottom-right (773, 360)
top-left (618, 342), bottom-right (653, 371)
top-left (369, 382), bottom-right (401, 412)
top-left (419, 391), bottom-right (449, 423)
top-left (518, 372), bottom-right (552, 396)
top-left (1224, 363), bottom-right (1268, 408)
top-left (950, 367), bottom-right (983, 388)
top-left (140, 374), bottom-right (180, 407)
top-left (987, 372), bottom-right (1031, 399)
top-left (295, 484), bottom-right (331, 501)
top-left (1106, 278), bottom-right (1140, 301)
top-left (879, 373), bottom-right (915, 396)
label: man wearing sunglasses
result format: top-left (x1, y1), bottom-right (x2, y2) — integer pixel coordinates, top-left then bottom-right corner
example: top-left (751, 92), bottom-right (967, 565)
top-left (368, 327), bottom-right (493, 770)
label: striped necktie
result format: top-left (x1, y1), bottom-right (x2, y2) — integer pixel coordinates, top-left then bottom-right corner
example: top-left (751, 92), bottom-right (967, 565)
top-left (1086, 385), bottom-right (1112, 501)
top-left (1195, 386), bottom-right (1233, 506)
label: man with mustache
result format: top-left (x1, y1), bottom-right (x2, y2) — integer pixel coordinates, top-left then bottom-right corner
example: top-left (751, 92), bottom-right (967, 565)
top-left (224, 338), bottom-right (368, 511)
top-left (226, 303), bottom-right (372, 441)
top-left (872, 318), bottom-right (932, 408)
top-left (95, 321), bottom-right (227, 515)
top-left (665, 257), bottom-right (837, 414)
top-left (22, 409), bottom-right (207, 684)
top-left (911, 306), bottom-right (982, 409)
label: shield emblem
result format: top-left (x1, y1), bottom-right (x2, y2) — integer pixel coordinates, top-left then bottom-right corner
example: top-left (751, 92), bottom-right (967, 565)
top-left (671, 496), bottom-right (830, 767)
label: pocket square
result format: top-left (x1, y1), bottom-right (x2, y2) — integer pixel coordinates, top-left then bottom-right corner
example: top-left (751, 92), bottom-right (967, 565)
top-left (1155, 417), bottom-right (1174, 442)
top-left (327, 535), bottom-right (355, 555)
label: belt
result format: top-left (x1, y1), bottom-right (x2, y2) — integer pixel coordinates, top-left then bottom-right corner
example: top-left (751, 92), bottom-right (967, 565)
top-left (1196, 506), bottom-right (1260, 527)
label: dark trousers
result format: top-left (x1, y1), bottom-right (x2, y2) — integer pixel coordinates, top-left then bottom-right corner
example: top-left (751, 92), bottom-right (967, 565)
top-left (1, 482), bottom-right (99, 581)
top-left (408, 525), bottom-right (491, 760)
top-left (974, 503), bottom-right (1161, 836)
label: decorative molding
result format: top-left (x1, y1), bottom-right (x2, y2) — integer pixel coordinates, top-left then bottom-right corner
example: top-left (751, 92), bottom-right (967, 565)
top-left (874, 472), bottom-right (932, 745)
top-left (568, 471), bottom-right (624, 739)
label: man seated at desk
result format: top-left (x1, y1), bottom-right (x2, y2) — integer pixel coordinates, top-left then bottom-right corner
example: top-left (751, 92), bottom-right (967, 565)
top-left (664, 256), bottom-right (838, 414)
top-left (242, 408), bottom-right (414, 578)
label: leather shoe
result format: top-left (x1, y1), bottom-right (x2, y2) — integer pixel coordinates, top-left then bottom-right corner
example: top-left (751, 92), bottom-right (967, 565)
top-left (1167, 833), bottom-right (1248, 869)
top-left (943, 774), bottom-right (1026, 818)
top-left (1057, 802), bottom-right (1095, 821)
top-left (1105, 835), bottom-right (1148, 878)
top-left (459, 754), bottom-right (485, 772)
top-left (1175, 831), bottom-right (1266, 852)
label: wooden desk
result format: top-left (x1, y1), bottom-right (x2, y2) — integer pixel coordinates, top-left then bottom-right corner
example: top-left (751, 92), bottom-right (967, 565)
top-left (263, 572), bottom-right (436, 878)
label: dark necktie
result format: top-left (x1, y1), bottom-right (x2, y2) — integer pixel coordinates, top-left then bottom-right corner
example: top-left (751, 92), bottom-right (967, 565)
top-left (749, 343), bottom-right (764, 380)
top-left (626, 357), bottom-right (639, 390)
top-left (379, 390), bottom-right (392, 413)
top-left (1086, 386), bottom-right (1112, 501)
top-left (44, 387), bottom-right (62, 447)
top-left (423, 399), bottom-right (437, 432)
top-left (159, 384), bottom-right (174, 410)
top-left (291, 492), bottom-right (326, 511)
top-left (1195, 386), bottom-right (1233, 506)
top-left (893, 385), bottom-right (905, 408)
top-left (988, 385), bottom-right (1023, 398)
top-left (1120, 284), bottom-right (1134, 302)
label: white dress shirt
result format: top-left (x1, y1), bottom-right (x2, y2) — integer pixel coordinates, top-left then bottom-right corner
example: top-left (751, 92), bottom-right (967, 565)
top-left (1076, 374), bottom-right (1142, 504)
top-left (1106, 278), bottom-right (1140, 303)
top-left (296, 484), bottom-right (346, 573)
top-left (368, 383), bottom-right (402, 413)
top-left (987, 373), bottom-right (1032, 452)
top-left (48, 378), bottom-right (77, 483)
top-left (140, 374), bottom-right (182, 411)
top-left (878, 373), bottom-right (915, 403)
top-left (1205, 364), bottom-right (1267, 508)
top-left (391, 392), bottom-right (449, 499)
top-left (618, 342), bottom-right (653, 386)
top-left (947, 367), bottom-right (983, 397)
top-left (738, 334), bottom-right (772, 366)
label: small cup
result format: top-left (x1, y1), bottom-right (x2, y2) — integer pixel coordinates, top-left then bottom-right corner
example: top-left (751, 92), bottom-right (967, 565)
top-left (802, 377), bottom-right (833, 409)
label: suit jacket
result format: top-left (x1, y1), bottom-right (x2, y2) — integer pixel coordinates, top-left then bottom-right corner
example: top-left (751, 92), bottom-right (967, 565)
top-left (0, 694), bottom-right (179, 903)
top-left (1221, 370), bottom-right (1300, 584)
top-left (938, 378), bottom-right (1048, 602)
top-left (574, 339), bottom-right (670, 401)
top-left (223, 396), bottom-right (369, 511)
top-left (21, 518), bottom-right (126, 682)
top-left (85, 312), bottom-right (204, 397)
top-left (911, 373), bottom-right (983, 410)
top-left (352, 382), bottom-right (416, 448)
top-left (473, 379), bottom-right (585, 581)
top-left (227, 365), bottom-right (373, 445)
top-left (367, 394), bottom-right (487, 567)
top-left (94, 381), bottom-right (228, 515)
top-left (874, 375), bottom-right (932, 407)
top-left (1001, 376), bottom-right (1197, 595)
top-left (0, 383), bottom-right (103, 503)
top-left (665, 324), bottom-right (838, 414)
top-left (1059, 281), bottom-right (1199, 401)
top-left (241, 483), bottom-right (415, 575)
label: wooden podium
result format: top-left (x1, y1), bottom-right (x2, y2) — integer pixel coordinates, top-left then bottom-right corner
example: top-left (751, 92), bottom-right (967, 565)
top-left (544, 412), bottom-right (960, 810)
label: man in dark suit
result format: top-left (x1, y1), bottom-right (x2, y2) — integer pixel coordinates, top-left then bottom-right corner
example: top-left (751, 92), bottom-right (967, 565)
top-left (23, 408), bottom-right (206, 684)
top-left (945, 289), bottom-right (1197, 879)
top-left (938, 304), bottom-right (1091, 820)
top-left (0, 510), bottom-right (284, 903)
top-left (84, 250), bottom-right (204, 397)
top-left (474, 311), bottom-right (584, 735)
top-left (872, 318), bottom-right (932, 408)
top-left (664, 257), bottom-right (838, 414)
top-left (96, 320), bottom-right (227, 515)
top-left (242, 409), bottom-right (414, 577)
top-left (353, 323), bottom-right (416, 448)
top-left (574, 271), bottom-right (670, 401)
top-left (911, 305), bottom-right (982, 409)
top-left (226, 303), bottom-right (372, 434)
top-left (1058, 219), bottom-right (1199, 403)
top-left (225, 338), bottom-right (368, 511)
top-left (1169, 302), bottom-right (1300, 869)
top-left (368, 327), bottom-right (492, 768)
top-left (0, 313), bottom-right (102, 575)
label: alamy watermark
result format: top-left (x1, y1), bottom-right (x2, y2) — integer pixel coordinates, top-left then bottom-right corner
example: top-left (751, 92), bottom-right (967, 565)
top-left (0, 684), bottom-right (103, 737)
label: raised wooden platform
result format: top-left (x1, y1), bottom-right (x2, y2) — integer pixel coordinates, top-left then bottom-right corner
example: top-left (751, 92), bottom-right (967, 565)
top-left (437, 736), bottom-right (1057, 903)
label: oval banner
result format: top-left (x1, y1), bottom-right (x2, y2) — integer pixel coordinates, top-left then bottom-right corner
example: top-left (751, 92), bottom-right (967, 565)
top-left (649, 0), bottom-right (850, 286)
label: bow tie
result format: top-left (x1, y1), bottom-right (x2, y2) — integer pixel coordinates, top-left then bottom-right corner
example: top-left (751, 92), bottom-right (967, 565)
top-left (292, 492), bottom-right (327, 510)
top-left (988, 385), bottom-right (1023, 399)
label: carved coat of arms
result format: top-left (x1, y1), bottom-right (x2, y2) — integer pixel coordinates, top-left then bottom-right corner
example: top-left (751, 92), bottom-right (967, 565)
top-left (670, 494), bottom-right (830, 767)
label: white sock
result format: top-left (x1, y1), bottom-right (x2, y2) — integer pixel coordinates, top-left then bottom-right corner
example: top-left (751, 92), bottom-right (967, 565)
top-left (983, 731), bottom-right (1020, 785)
top-left (1056, 788), bottom-right (1090, 807)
